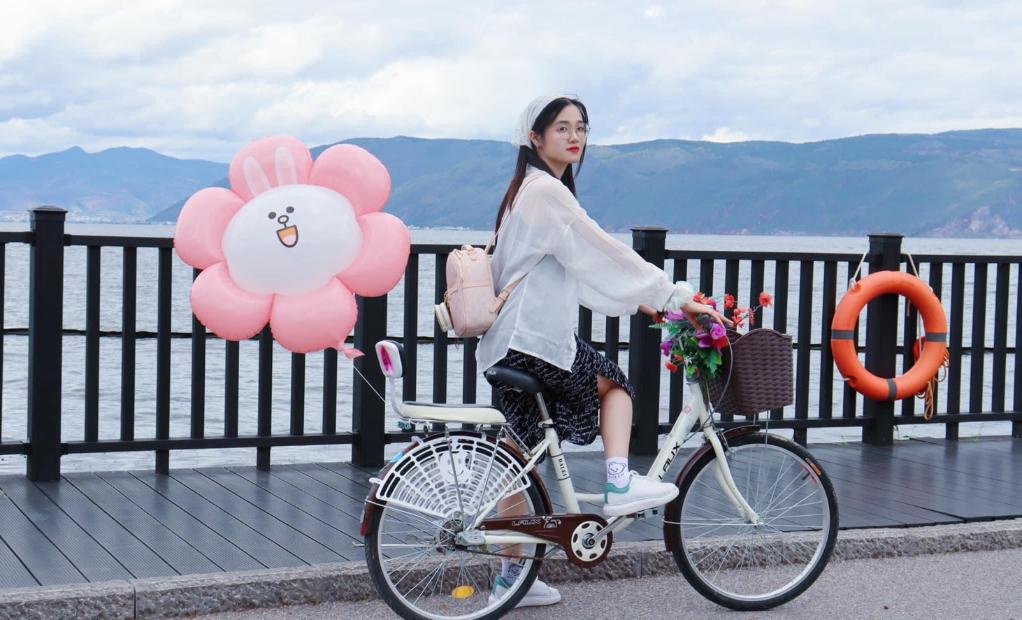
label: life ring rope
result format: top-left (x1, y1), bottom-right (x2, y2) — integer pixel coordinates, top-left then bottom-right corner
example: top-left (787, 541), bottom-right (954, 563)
top-left (917, 346), bottom-right (950, 421)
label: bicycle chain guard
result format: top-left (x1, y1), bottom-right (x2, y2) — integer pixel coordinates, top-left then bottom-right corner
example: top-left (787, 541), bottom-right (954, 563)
top-left (479, 513), bottom-right (613, 568)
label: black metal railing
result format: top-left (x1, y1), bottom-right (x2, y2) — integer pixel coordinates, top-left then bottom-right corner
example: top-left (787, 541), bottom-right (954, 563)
top-left (1, 208), bottom-right (1019, 481)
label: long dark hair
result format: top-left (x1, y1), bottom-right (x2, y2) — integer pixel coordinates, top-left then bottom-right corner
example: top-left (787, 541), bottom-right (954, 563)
top-left (494, 97), bottom-right (589, 233)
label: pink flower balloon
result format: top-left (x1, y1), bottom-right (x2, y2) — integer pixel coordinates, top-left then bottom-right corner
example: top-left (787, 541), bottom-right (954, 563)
top-left (174, 137), bottom-right (410, 354)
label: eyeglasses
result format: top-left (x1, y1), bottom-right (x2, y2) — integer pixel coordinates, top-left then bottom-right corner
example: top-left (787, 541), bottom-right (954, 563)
top-left (553, 123), bottom-right (590, 139)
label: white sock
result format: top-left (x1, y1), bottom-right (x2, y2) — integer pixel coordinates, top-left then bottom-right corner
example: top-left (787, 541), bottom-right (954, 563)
top-left (606, 457), bottom-right (630, 489)
top-left (501, 558), bottom-right (523, 582)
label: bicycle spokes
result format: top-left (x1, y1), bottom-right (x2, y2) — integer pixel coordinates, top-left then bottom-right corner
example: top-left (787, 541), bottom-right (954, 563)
top-left (670, 434), bottom-right (838, 610)
top-left (366, 433), bottom-right (545, 620)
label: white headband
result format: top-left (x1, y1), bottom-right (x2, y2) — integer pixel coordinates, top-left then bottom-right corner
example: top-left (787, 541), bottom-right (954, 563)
top-left (512, 95), bottom-right (569, 147)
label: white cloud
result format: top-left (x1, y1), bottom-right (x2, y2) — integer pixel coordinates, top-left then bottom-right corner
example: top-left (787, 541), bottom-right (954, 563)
top-left (701, 128), bottom-right (752, 143)
top-left (1, 0), bottom-right (1021, 160)
top-left (0, 117), bottom-right (82, 157)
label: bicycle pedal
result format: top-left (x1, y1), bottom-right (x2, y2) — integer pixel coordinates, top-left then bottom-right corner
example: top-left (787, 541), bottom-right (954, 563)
top-left (633, 508), bottom-right (660, 519)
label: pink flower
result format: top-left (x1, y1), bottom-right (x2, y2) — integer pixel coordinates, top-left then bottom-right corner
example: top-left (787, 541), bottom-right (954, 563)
top-left (660, 339), bottom-right (674, 356)
top-left (666, 310), bottom-right (688, 322)
top-left (709, 322), bottom-right (726, 340)
top-left (759, 292), bottom-right (773, 308)
top-left (174, 137), bottom-right (410, 354)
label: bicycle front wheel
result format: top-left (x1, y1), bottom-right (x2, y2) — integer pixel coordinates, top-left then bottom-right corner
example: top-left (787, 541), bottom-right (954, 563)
top-left (667, 432), bottom-right (838, 611)
top-left (365, 433), bottom-right (548, 620)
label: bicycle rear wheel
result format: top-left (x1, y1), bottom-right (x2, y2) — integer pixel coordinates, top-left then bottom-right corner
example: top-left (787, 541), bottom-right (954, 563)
top-left (667, 432), bottom-right (838, 611)
top-left (365, 433), bottom-right (548, 620)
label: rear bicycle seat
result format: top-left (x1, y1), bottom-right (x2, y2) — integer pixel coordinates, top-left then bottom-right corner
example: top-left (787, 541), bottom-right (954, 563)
top-left (374, 340), bottom-right (506, 425)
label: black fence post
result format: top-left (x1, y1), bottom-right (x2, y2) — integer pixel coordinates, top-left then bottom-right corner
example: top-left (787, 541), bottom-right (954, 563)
top-left (27, 207), bottom-right (66, 481)
top-left (352, 295), bottom-right (387, 468)
top-left (862, 233), bottom-right (903, 446)
top-left (629, 227), bottom-right (667, 455)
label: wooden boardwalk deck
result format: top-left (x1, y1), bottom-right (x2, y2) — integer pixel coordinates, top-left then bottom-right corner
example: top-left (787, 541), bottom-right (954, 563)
top-left (0, 437), bottom-right (1020, 590)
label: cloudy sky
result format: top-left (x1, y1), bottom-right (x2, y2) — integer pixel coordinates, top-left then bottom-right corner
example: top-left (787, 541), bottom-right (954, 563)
top-left (2, 0), bottom-right (1021, 161)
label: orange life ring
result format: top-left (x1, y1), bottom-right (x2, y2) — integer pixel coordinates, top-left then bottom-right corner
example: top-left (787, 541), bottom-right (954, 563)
top-left (831, 271), bottom-right (948, 401)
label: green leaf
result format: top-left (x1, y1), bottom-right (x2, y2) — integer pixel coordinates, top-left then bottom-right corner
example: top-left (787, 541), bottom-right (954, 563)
top-left (706, 349), bottom-right (722, 377)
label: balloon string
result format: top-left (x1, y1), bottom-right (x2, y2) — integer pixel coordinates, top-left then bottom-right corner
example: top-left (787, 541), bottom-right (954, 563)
top-left (352, 363), bottom-right (389, 405)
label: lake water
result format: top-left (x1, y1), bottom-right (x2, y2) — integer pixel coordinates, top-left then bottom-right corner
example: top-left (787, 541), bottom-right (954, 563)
top-left (0, 223), bottom-right (1018, 473)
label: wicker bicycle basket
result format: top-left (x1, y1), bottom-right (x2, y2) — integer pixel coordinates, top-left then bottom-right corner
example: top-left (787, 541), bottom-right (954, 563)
top-left (702, 328), bottom-right (794, 417)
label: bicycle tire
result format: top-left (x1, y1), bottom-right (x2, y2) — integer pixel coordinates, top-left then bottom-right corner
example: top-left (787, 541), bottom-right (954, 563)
top-left (667, 432), bottom-right (838, 611)
top-left (365, 432), bottom-right (548, 620)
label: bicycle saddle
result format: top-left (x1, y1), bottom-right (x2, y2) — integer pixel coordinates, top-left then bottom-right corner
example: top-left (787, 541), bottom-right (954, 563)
top-left (484, 366), bottom-right (554, 401)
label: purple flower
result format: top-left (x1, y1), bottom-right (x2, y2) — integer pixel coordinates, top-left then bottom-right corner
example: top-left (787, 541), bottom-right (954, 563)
top-left (709, 322), bottom-right (726, 340)
top-left (696, 331), bottom-right (713, 348)
top-left (665, 310), bottom-right (688, 323)
top-left (660, 339), bottom-right (674, 355)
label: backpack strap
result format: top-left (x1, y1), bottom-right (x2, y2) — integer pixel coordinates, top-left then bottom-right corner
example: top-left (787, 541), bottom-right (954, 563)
top-left (490, 278), bottom-right (524, 313)
top-left (485, 173), bottom-right (543, 254)
top-left (484, 172), bottom-right (547, 310)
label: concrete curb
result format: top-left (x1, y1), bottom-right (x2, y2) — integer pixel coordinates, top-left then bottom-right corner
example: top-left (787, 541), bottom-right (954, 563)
top-left (3, 518), bottom-right (1021, 619)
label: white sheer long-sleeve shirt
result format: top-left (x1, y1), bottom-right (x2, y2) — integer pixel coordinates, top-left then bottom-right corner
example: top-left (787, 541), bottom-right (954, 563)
top-left (477, 168), bottom-right (686, 372)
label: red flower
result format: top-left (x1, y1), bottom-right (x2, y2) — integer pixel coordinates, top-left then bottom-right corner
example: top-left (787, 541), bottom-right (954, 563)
top-left (759, 292), bottom-right (773, 308)
top-left (693, 292), bottom-right (708, 305)
top-left (724, 294), bottom-right (736, 310)
top-left (665, 361), bottom-right (679, 373)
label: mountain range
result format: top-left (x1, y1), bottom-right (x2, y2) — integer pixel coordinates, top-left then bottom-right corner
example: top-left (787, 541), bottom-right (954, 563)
top-left (3, 130), bottom-right (1022, 236)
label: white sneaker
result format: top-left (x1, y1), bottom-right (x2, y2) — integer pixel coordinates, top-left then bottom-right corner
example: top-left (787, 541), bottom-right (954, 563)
top-left (489, 576), bottom-right (561, 607)
top-left (603, 472), bottom-right (679, 517)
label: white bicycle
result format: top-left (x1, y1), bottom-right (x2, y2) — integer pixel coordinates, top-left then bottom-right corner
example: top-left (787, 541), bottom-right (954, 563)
top-left (362, 340), bottom-right (838, 619)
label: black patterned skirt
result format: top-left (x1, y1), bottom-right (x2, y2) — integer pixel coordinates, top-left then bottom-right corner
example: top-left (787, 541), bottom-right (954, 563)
top-left (492, 335), bottom-right (637, 452)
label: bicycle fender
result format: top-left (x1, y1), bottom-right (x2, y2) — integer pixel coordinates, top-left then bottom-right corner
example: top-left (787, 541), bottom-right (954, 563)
top-left (662, 425), bottom-right (760, 553)
top-left (360, 440), bottom-right (419, 537)
top-left (359, 432), bottom-right (553, 537)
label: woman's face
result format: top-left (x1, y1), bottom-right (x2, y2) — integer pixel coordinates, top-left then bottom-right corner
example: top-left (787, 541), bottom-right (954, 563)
top-left (531, 104), bottom-right (588, 170)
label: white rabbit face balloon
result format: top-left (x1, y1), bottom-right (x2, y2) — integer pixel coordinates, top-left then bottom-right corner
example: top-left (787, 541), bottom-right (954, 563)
top-left (174, 136), bottom-right (411, 355)
top-left (222, 184), bottom-right (363, 296)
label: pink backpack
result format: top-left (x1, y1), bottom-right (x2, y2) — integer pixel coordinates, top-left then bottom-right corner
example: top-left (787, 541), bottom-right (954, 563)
top-left (434, 176), bottom-right (539, 338)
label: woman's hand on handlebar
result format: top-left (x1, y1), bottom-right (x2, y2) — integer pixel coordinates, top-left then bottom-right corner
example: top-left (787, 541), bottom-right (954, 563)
top-left (683, 301), bottom-right (733, 328)
top-left (639, 302), bottom-right (732, 329)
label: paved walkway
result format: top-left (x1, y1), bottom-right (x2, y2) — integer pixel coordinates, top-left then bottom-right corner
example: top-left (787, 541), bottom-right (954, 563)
top-left (0, 437), bottom-right (1020, 590)
top-left (197, 548), bottom-right (1022, 619)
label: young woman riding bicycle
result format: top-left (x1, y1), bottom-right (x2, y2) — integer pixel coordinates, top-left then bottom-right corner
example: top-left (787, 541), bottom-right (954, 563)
top-left (477, 94), bottom-right (729, 607)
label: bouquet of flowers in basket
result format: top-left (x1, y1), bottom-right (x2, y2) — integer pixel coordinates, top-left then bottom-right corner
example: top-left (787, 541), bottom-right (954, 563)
top-left (653, 291), bottom-right (773, 380)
